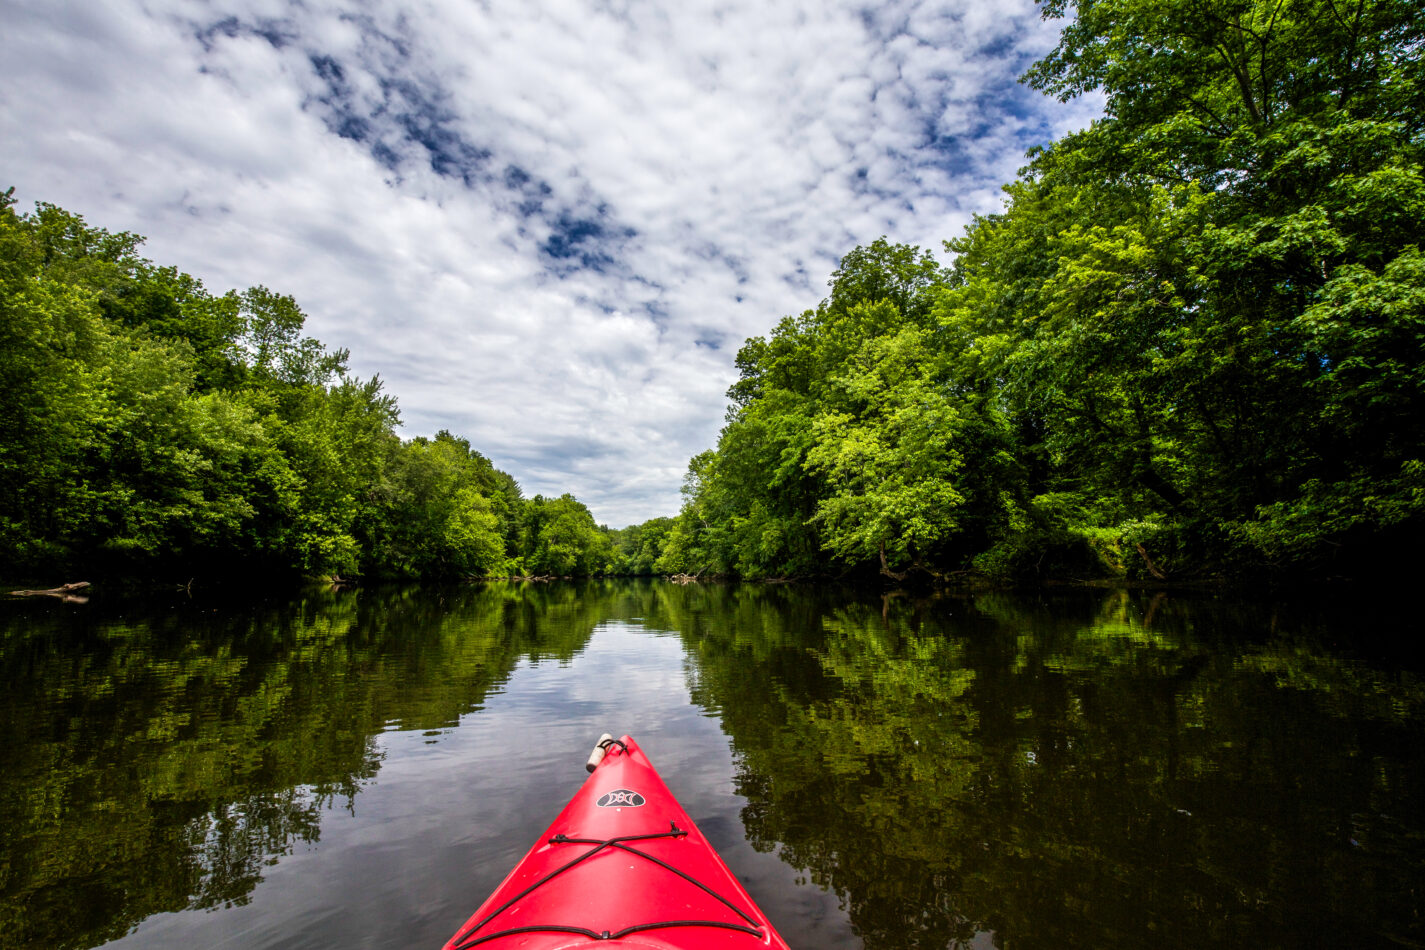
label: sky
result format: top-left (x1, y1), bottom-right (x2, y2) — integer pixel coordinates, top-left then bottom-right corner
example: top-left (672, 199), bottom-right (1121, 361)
top-left (2, 0), bottom-right (1101, 527)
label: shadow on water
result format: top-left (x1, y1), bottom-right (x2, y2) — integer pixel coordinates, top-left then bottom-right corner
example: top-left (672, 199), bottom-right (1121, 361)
top-left (1, 581), bottom-right (1422, 950)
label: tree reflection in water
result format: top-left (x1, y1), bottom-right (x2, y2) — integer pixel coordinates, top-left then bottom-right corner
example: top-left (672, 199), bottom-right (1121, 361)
top-left (0, 583), bottom-right (603, 950)
top-left (666, 586), bottom-right (1425, 950)
top-left (1, 582), bottom-right (1421, 950)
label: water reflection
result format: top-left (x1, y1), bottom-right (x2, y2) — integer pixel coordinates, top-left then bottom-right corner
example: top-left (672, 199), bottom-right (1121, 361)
top-left (0, 582), bottom-right (1421, 950)
top-left (0, 583), bottom-right (607, 950)
top-left (673, 587), bottom-right (1425, 949)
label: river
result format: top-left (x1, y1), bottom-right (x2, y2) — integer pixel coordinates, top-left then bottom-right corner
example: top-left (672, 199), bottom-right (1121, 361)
top-left (2, 580), bottom-right (1422, 949)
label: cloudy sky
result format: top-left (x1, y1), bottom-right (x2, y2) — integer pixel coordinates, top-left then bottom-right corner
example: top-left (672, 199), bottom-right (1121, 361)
top-left (3, 0), bottom-right (1100, 526)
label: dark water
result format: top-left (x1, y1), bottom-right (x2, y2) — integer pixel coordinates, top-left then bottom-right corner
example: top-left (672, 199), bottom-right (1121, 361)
top-left (2, 581), bottom-right (1423, 950)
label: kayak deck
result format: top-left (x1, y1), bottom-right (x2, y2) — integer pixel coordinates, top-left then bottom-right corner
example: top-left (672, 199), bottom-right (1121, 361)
top-left (442, 736), bottom-right (790, 949)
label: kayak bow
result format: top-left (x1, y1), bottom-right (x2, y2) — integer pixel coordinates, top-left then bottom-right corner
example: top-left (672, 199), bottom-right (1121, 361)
top-left (442, 735), bottom-right (791, 950)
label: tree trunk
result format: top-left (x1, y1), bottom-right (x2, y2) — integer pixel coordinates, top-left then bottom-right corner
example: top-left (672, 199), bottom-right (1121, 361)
top-left (879, 541), bottom-right (907, 581)
top-left (1136, 543), bottom-right (1168, 580)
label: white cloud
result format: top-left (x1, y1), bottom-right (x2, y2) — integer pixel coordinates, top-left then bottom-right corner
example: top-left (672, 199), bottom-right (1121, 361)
top-left (2, 0), bottom-right (1101, 526)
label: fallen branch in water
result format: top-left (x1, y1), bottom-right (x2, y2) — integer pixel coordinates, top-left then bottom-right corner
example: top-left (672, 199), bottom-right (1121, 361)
top-left (9, 581), bottom-right (91, 603)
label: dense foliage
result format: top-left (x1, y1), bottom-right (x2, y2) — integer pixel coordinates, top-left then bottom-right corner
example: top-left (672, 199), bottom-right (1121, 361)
top-left (0, 192), bottom-right (617, 580)
top-left (637, 0), bottom-right (1424, 582)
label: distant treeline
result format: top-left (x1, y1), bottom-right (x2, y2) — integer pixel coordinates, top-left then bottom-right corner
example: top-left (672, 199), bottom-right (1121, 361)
top-left (625, 0), bottom-right (1425, 583)
top-left (0, 192), bottom-right (619, 580)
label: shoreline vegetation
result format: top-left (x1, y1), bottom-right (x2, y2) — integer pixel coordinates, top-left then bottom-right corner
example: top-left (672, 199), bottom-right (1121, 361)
top-left (4, 0), bottom-right (1421, 592)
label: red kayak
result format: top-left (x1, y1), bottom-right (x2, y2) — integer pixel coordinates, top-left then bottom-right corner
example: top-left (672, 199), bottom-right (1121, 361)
top-left (442, 735), bottom-right (791, 949)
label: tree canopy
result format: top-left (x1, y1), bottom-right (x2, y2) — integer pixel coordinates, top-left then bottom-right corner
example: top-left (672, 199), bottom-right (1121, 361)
top-left (0, 191), bottom-right (616, 581)
top-left (631, 0), bottom-right (1423, 582)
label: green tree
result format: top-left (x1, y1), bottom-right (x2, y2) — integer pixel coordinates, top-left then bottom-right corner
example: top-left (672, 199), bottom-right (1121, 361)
top-left (0, 192), bottom-right (570, 580)
top-left (1015, 0), bottom-right (1425, 571)
top-left (363, 432), bottom-right (511, 577)
top-left (677, 240), bottom-right (957, 578)
top-left (805, 311), bottom-right (969, 573)
top-left (615, 516), bottom-right (676, 574)
top-left (523, 494), bottom-right (615, 576)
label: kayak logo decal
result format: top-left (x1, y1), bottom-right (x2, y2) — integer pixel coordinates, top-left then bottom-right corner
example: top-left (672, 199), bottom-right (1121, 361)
top-left (596, 788), bottom-right (646, 807)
